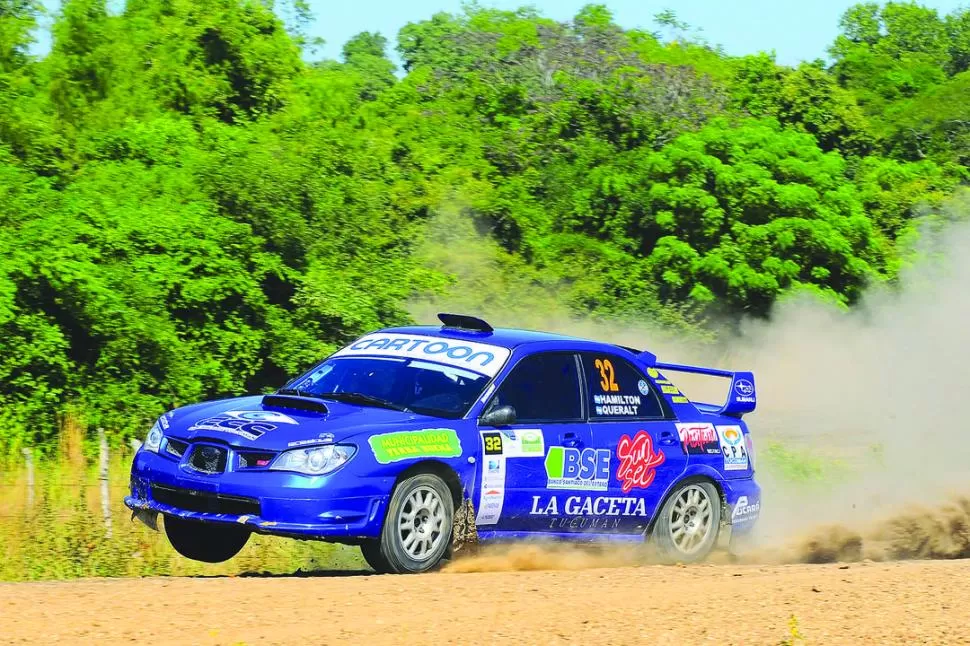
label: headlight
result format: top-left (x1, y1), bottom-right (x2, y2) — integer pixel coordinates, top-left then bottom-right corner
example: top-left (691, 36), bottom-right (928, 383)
top-left (270, 444), bottom-right (356, 476)
top-left (143, 420), bottom-right (164, 453)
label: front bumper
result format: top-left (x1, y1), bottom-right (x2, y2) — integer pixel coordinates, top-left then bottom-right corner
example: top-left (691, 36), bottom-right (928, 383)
top-left (125, 448), bottom-right (390, 541)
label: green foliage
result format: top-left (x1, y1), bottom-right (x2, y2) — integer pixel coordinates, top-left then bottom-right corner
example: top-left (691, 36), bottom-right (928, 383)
top-left (0, 0), bottom-right (966, 450)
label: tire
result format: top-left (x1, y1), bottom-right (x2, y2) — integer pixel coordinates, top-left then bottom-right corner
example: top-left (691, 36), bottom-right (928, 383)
top-left (360, 539), bottom-right (392, 573)
top-left (163, 516), bottom-right (251, 563)
top-left (372, 473), bottom-right (454, 574)
top-left (652, 481), bottom-right (721, 563)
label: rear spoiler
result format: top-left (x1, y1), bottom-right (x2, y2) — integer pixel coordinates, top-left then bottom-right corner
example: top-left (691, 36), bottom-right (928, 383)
top-left (638, 353), bottom-right (756, 418)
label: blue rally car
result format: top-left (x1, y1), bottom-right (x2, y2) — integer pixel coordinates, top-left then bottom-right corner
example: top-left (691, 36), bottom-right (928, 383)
top-left (126, 314), bottom-right (761, 573)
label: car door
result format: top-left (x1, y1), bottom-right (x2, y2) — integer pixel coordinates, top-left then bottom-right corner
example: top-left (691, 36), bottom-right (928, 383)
top-left (578, 351), bottom-right (687, 534)
top-left (476, 351), bottom-right (594, 533)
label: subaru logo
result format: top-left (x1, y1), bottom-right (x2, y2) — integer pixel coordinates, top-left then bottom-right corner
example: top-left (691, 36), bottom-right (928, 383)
top-left (734, 379), bottom-right (754, 397)
top-left (201, 448), bottom-right (219, 470)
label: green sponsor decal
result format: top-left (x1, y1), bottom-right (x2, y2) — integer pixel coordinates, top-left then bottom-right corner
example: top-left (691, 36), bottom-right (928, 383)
top-left (519, 430), bottom-right (543, 455)
top-left (368, 429), bottom-right (462, 464)
top-left (544, 446), bottom-right (565, 479)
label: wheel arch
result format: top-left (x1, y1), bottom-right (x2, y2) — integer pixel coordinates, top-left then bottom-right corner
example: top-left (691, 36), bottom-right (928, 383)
top-left (646, 473), bottom-right (728, 536)
top-left (392, 460), bottom-right (466, 508)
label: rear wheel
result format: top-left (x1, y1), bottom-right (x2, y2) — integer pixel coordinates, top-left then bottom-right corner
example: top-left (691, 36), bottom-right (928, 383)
top-left (652, 481), bottom-right (721, 563)
top-left (370, 473), bottom-right (454, 574)
top-left (163, 516), bottom-right (251, 563)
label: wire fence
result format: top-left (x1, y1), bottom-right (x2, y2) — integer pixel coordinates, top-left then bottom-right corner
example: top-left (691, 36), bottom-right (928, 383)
top-left (0, 433), bottom-right (142, 524)
top-left (0, 436), bottom-right (363, 581)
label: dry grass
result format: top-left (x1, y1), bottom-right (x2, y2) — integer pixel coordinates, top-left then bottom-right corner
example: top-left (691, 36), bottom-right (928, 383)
top-left (0, 426), bottom-right (363, 580)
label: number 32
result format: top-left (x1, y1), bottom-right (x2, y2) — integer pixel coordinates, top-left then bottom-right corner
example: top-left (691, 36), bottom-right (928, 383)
top-left (595, 358), bottom-right (619, 392)
top-left (484, 435), bottom-right (502, 453)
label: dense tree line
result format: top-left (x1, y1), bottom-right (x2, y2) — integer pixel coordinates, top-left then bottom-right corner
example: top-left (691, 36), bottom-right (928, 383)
top-left (0, 1), bottom-right (966, 450)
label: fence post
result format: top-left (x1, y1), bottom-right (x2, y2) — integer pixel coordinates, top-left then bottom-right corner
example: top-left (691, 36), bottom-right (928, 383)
top-left (21, 448), bottom-right (34, 509)
top-left (98, 428), bottom-right (112, 538)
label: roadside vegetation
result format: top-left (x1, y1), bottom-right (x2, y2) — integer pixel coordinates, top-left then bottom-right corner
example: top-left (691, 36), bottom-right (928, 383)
top-left (2, 1), bottom-right (970, 452)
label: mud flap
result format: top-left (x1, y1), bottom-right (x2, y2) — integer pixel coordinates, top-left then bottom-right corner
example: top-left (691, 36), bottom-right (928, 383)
top-left (131, 508), bottom-right (159, 532)
top-left (716, 499), bottom-right (733, 551)
top-left (450, 498), bottom-right (479, 557)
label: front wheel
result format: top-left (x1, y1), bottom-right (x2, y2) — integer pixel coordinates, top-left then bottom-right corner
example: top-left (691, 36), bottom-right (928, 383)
top-left (652, 481), bottom-right (721, 563)
top-left (368, 473), bottom-right (454, 574)
top-left (163, 516), bottom-right (251, 563)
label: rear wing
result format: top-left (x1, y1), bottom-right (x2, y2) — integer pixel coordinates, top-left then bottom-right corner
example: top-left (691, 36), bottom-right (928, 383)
top-left (645, 356), bottom-right (756, 418)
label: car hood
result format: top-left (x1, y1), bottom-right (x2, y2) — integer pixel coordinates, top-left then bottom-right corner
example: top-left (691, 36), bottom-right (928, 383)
top-left (164, 395), bottom-right (453, 451)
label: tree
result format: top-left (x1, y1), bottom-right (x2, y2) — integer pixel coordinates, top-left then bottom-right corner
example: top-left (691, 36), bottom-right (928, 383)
top-left (341, 31), bottom-right (395, 100)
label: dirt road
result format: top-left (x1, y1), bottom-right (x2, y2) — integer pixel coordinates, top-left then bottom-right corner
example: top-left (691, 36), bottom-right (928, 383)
top-left (1, 559), bottom-right (968, 645)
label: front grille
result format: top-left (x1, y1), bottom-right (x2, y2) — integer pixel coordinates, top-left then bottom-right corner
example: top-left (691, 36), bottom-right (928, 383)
top-left (165, 438), bottom-right (188, 459)
top-left (238, 451), bottom-right (276, 469)
top-left (187, 445), bottom-right (228, 474)
top-left (150, 484), bottom-right (261, 516)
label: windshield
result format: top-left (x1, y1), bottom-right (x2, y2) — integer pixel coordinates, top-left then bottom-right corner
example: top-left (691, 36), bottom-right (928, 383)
top-left (284, 357), bottom-right (492, 419)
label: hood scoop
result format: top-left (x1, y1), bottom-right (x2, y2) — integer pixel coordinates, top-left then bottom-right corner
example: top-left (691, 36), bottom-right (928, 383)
top-left (261, 394), bottom-right (329, 415)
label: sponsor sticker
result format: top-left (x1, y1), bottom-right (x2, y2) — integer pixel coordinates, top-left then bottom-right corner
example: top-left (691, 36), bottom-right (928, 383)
top-left (637, 379), bottom-right (650, 395)
top-left (592, 393), bottom-right (641, 416)
top-left (544, 447), bottom-right (610, 491)
top-left (287, 433), bottom-right (335, 448)
top-left (188, 410), bottom-right (299, 441)
top-left (660, 385), bottom-right (680, 395)
top-left (230, 411), bottom-right (298, 425)
top-left (530, 494), bottom-right (648, 530)
top-left (368, 429), bottom-right (462, 464)
top-left (671, 395), bottom-right (690, 404)
top-left (477, 431), bottom-right (507, 525)
top-left (518, 429), bottom-right (544, 456)
top-left (332, 333), bottom-right (511, 378)
top-left (616, 431), bottom-right (665, 493)
top-left (732, 495), bottom-right (760, 523)
top-left (476, 487), bottom-right (505, 525)
top-left (676, 422), bottom-right (721, 455)
top-left (498, 428), bottom-right (544, 457)
top-left (716, 425), bottom-right (749, 471)
top-left (647, 367), bottom-right (660, 378)
top-left (530, 495), bottom-right (648, 517)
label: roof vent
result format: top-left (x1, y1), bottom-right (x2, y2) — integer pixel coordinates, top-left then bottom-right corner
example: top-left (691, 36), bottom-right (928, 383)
top-left (437, 312), bottom-right (493, 333)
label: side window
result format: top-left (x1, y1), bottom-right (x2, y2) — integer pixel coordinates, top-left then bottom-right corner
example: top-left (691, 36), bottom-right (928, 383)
top-left (580, 352), bottom-right (664, 420)
top-left (488, 352), bottom-right (582, 422)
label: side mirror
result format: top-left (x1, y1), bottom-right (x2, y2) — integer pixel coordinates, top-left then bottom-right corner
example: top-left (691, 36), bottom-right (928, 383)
top-left (479, 405), bottom-right (516, 427)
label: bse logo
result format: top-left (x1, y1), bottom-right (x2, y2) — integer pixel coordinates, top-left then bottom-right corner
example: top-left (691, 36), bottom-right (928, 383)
top-left (544, 447), bottom-right (610, 491)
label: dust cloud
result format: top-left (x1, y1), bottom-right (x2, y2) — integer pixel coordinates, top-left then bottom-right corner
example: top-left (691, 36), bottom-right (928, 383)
top-left (443, 543), bottom-right (643, 573)
top-left (413, 192), bottom-right (970, 567)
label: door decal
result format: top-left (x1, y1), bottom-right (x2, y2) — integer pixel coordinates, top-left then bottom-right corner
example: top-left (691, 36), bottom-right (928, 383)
top-left (615, 431), bottom-right (665, 493)
top-left (476, 429), bottom-right (545, 525)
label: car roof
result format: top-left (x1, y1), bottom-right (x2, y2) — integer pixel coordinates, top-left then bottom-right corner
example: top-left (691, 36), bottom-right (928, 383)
top-left (380, 324), bottom-right (632, 354)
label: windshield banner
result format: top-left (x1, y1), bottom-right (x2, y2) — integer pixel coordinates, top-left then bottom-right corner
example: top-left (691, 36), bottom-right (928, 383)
top-left (332, 333), bottom-right (511, 378)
